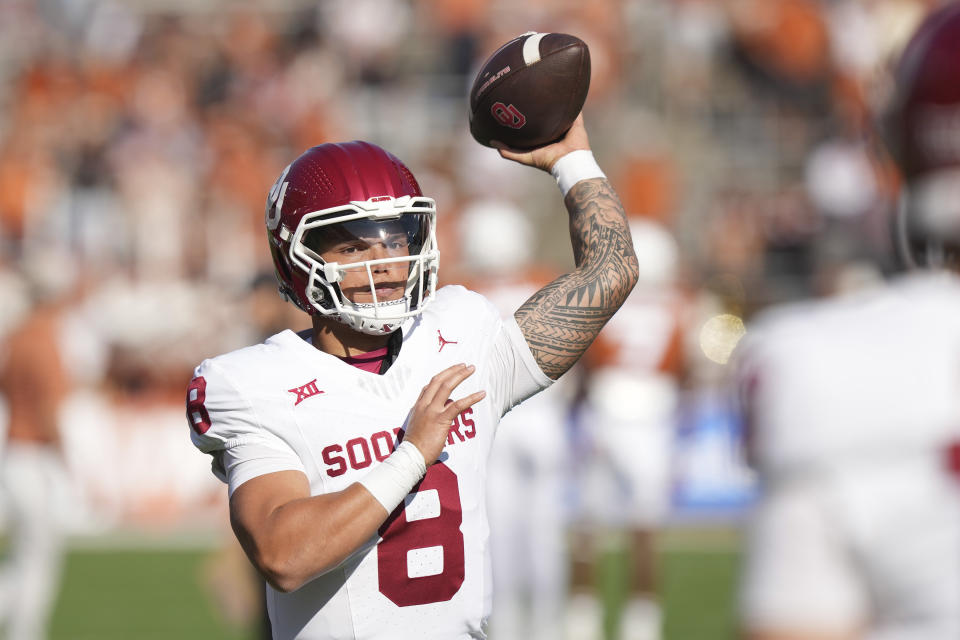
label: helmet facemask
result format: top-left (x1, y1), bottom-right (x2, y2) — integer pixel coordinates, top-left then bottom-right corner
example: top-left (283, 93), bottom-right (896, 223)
top-left (289, 195), bottom-right (438, 335)
top-left (895, 169), bottom-right (960, 271)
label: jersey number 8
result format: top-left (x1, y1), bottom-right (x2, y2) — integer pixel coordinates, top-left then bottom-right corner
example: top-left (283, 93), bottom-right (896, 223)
top-left (377, 462), bottom-right (465, 606)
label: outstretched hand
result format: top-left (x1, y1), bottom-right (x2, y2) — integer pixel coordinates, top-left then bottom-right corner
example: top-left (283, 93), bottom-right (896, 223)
top-left (492, 113), bottom-right (590, 173)
top-left (403, 363), bottom-right (486, 465)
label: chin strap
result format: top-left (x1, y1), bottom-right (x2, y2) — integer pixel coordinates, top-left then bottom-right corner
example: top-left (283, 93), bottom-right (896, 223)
top-left (378, 329), bottom-right (404, 374)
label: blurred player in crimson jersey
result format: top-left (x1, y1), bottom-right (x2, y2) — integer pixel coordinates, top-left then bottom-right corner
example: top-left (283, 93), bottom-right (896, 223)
top-left (567, 218), bottom-right (687, 640)
top-left (455, 199), bottom-right (576, 640)
top-left (185, 115), bottom-right (638, 640)
top-left (733, 4), bottom-right (960, 639)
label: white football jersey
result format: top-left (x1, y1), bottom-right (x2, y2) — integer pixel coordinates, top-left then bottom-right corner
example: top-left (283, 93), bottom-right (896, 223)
top-left (735, 273), bottom-right (960, 636)
top-left (186, 285), bottom-right (552, 640)
top-left (735, 271), bottom-right (960, 474)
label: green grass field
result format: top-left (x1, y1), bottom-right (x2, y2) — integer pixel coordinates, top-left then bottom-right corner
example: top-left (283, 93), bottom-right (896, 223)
top-left (44, 528), bottom-right (740, 640)
top-left (659, 546), bottom-right (741, 640)
top-left (50, 547), bottom-right (255, 640)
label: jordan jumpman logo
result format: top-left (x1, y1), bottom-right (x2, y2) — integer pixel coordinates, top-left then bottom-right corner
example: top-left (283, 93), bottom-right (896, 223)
top-left (437, 330), bottom-right (458, 352)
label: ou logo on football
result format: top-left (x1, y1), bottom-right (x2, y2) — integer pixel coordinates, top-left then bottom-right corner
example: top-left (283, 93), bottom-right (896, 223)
top-left (491, 102), bottom-right (526, 129)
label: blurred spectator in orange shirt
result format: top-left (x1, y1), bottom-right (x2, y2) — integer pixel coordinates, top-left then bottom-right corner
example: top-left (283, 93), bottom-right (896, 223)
top-left (0, 255), bottom-right (73, 640)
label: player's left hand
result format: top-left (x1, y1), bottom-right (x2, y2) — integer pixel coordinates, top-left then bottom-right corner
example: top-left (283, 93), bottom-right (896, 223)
top-left (492, 113), bottom-right (590, 173)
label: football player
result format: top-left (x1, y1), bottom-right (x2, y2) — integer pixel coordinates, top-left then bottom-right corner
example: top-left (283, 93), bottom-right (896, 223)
top-left (734, 4), bottom-right (960, 639)
top-left (185, 114), bottom-right (639, 640)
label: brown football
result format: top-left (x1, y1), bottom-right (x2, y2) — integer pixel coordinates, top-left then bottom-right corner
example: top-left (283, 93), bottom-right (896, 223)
top-left (469, 32), bottom-right (591, 150)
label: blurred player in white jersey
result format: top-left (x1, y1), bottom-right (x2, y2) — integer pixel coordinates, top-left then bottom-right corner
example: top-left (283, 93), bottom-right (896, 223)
top-left (185, 116), bottom-right (640, 640)
top-left (567, 219), bottom-right (687, 640)
top-left (456, 200), bottom-right (575, 640)
top-left (734, 4), bottom-right (960, 639)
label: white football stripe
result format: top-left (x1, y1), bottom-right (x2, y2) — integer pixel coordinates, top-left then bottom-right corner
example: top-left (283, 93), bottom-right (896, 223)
top-left (522, 32), bottom-right (547, 65)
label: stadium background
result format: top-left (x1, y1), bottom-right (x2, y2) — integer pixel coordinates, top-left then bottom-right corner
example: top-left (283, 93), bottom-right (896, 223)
top-left (0, 0), bottom-right (933, 638)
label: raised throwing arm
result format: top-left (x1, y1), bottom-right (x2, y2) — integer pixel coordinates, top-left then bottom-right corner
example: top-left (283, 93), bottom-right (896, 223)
top-left (495, 115), bottom-right (640, 379)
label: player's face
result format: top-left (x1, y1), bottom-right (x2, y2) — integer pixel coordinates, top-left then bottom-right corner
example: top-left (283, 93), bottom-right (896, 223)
top-left (312, 220), bottom-right (411, 304)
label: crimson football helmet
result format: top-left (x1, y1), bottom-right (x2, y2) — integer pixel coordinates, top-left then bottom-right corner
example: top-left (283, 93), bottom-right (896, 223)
top-left (885, 2), bottom-right (960, 268)
top-left (265, 141), bottom-right (438, 335)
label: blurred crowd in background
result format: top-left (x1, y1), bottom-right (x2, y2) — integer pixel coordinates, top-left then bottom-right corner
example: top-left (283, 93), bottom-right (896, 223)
top-left (0, 1), bottom-right (947, 638)
top-left (0, 0), bottom-right (940, 622)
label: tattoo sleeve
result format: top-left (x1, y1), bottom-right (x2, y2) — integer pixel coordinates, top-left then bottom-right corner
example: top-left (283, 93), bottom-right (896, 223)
top-left (514, 178), bottom-right (639, 379)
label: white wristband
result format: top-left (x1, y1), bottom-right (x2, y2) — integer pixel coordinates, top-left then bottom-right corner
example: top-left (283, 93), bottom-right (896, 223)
top-left (550, 150), bottom-right (606, 198)
top-left (358, 440), bottom-right (427, 513)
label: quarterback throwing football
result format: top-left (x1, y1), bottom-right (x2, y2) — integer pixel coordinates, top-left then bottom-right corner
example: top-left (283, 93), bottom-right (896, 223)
top-left (185, 115), bottom-right (638, 639)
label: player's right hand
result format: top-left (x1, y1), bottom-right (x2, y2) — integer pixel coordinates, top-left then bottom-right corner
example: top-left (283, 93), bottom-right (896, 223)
top-left (403, 363), bottom-right (486, 465)
top-left (493, 113), bottom-right (590, 173)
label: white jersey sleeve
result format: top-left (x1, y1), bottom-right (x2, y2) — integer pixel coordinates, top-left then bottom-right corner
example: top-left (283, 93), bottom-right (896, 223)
top-left (187, 356), bottom-right (305, 494)
top-left (486, 313), bottom-right (554, 416)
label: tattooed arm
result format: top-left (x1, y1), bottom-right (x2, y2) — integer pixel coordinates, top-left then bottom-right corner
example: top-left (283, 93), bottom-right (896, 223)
top-left (514, 178), bottom-right (638, 378)
top-left (493, 115), bottom-right (640, 379)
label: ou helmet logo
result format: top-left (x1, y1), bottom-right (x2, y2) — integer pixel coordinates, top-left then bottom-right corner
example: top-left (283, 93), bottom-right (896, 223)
top-left (265, 163), bottom-right (291, 231)
top-left (491, 102), bottom-right (526, 129)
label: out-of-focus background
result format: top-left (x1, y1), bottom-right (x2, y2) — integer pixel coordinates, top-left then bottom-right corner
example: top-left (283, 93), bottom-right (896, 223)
top-left (0, 0), bottom-right (934, 638)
